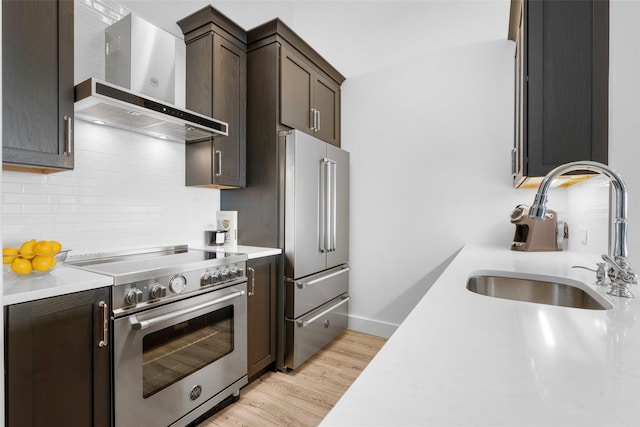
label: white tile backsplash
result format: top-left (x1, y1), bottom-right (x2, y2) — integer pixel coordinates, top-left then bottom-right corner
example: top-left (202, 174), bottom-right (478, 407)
top-left (565, 175), bottom-right (611, 256)
top-left (1, 121), bottom-right (219, 252)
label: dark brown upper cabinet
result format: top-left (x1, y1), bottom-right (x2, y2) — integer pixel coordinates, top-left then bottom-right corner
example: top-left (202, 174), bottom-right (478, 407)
top-left (509, 0), bottom-right (609, 188)
top-left (281, 45), bottom-right (340, 146)
top-left (248, 19), bottom-right (345, 147)
top-left (2, 0), bottom-right (74, 173)
top-left (178, 7), bottom-right (247, 188)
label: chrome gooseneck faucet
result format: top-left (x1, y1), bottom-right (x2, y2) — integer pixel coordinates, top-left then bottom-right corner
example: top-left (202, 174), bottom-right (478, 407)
top-left (528, 161), bottom-right (638, 298)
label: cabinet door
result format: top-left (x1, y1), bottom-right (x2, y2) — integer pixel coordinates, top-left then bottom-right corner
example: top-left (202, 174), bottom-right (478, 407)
top-left (247, 256), bottom-right (277, 380)
top-left (281, 45), bottom-right (314, 136)
top-left (314, 74), bottom-right (340, 146)
top-left (185, 31), bottom-right (246, 188)
top-left (2, 0), bottom-right (74, 172)
top-left (524, 0), bottom-right (608, 178)
top-left (212, 33), bottom-right (247, 187)
top-left (5, 287), bottom-right (111, 427)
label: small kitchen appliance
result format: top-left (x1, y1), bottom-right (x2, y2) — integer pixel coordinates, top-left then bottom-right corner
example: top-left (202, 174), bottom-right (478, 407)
top-left (67, 245), bottom-right (248, 426)
top-left (510, 204), bottom-right (566, 251)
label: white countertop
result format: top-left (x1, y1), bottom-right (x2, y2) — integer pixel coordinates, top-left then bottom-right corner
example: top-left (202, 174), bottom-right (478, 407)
top-left (3, 265), bottom-right (113, 306)
top-left (3, 245), bottom-right (280, 305)
top-left (322, 245), bottom-right (640, 426)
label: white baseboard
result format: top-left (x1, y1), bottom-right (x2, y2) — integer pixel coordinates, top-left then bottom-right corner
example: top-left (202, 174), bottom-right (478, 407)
top-left (347, 314), bottom-right (398, 339)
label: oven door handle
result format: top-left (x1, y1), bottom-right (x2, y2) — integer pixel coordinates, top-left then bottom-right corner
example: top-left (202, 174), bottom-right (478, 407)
top-left (129, 290), bottom-right (246, 331)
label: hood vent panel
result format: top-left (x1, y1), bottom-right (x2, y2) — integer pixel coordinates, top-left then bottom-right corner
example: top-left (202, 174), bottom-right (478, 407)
top-left (74, 78), bottom-right (227, 143)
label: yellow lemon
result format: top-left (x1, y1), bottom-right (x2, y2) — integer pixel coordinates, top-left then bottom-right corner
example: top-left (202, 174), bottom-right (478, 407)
top-left (31, 255), bottom-right (56, 272)
top-left (50, 240), bottom-right (62, 255)
top-left (11, 257), bottom-right (33, 275)
top-left (19, 239), bottom-right (37, 260)
top-left (33, 240), bottom-right (54, 256)
top-left (3, 247), bottom-right (19, 264)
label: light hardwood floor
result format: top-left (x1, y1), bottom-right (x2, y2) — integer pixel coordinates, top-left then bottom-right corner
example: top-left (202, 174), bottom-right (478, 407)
top-left (201, 330), bottom-right (387, 427)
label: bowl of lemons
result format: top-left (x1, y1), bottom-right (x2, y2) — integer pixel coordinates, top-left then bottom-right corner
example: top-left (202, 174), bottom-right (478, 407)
top-left (3, 239), bottom-right (68, 275)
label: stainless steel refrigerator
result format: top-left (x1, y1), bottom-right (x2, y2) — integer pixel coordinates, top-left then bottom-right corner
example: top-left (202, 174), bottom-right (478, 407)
top-left (281, 130), bottom-right (350, 370)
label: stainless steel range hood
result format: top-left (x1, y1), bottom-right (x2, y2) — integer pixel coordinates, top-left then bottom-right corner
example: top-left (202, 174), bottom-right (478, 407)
top-left (74, 78), bottom-right (228, 143)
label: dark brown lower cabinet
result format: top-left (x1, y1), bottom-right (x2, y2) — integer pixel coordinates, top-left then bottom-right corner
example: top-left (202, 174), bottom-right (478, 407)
top-left (247, 256), bottom-right (277, 381)
top-left (4, 287), bottom-right (111, 427)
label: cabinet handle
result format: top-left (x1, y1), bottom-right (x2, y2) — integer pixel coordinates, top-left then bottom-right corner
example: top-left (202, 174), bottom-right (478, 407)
top-left (215, 150), bottom-right (222, 177)
top-left (310, 108), bottom-right (317, 131)
top-left (64, 115), bottom-right (73, 156)
top-left (98, 301), bottom-right (108, 348)
top-left (247, 267), bottom-right (255, 296)
top-left (316, 109), bottom-right (321, 132)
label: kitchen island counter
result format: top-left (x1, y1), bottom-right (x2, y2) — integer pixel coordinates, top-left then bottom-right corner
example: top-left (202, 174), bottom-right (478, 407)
top-left (322, 245), bottom-right (640, 426)
top-left (3, 266), bottom-right (113, 306)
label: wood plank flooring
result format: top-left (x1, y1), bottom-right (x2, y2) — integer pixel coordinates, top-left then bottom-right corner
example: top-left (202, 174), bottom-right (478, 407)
top-left (201, 329), bottom-right (387, 427)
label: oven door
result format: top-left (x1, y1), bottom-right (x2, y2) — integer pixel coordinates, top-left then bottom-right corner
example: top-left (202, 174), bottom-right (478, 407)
top-left (114, 283), bottom-right (247, 427)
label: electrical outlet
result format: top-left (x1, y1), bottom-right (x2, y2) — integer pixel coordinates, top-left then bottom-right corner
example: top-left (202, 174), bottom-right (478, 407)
top-left (580, 229), bottom-right (588, 245)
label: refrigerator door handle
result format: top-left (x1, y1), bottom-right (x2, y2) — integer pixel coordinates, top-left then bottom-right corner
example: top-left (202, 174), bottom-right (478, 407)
top-left (323, 158), bottom-right (336, 253)
top-left (321, 159), bottom-right (334, 253)
top-left (331, 160), bottom-right (337, 252)
top-left (319, 159), bottom-right (327, 253)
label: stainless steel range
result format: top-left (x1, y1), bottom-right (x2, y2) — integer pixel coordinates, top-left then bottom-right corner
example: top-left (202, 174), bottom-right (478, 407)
top-left (68, 245), bottom-right (248, 427)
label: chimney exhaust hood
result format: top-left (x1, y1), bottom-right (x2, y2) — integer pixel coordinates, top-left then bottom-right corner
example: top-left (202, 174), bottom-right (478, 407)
top-left (74, 14), bottom-right (227, 143)
top-left (74, 78), bottom-right (228, 143)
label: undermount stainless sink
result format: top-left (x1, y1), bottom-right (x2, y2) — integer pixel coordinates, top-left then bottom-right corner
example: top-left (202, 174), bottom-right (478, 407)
top-left (467, 271), bottom-right (612, 310)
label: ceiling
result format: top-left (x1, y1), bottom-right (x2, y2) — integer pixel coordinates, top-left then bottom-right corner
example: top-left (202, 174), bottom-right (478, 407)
top-left (118, 0), bottom-right (511, 78)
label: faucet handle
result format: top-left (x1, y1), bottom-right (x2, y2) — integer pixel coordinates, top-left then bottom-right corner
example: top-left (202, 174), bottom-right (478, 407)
top-left (602, 254), bottom-right (637, 285)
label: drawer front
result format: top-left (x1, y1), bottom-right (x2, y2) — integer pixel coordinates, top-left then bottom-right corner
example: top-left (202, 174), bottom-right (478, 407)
top-left (284, 294), bottom-right (349, 370)
top-left (286, 265), bottom-right (349, 318)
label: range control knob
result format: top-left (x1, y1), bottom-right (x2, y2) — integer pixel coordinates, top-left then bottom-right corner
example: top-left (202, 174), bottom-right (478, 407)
top-left (125, 287), bottom-right (143, 305)
top-left (170, 275), bottom-right (187, 293)
top-left (150, 284), bottom-right (168, 299)
top-left (201, 271), bottom-right (219, 286)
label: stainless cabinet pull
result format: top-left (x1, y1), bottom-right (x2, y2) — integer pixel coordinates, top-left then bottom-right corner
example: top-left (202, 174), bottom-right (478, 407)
top-left (316, 109), bottom-right (321, 132)
top-left (296, 266), bottom-right (350, 289)
top-left (98, 301), bottom-right (108, 348)
top-left (248, 267), bottom-right (255, 296)
top-left (215, 150), bottom-right (222, 176)
top-left (130, 290), bottom-right (245, 330)
top-left (296, 296), bottom-right (350, 328)
top-left (64, 115), bottom-right (73, 156)
top-left (310, 108), bottom-right (318, 131)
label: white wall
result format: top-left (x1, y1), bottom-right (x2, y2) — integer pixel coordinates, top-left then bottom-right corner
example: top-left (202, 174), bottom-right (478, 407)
top-left (608, 0), bottom-right (640, 272)
top-left (340, 39), bottom-right (566, 337)
top-left (341, 0), bottom-right (640, 338)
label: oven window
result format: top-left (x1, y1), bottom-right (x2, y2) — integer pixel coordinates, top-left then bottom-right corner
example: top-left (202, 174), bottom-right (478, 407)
top-left (142, 306), bottom-right (234, 398)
